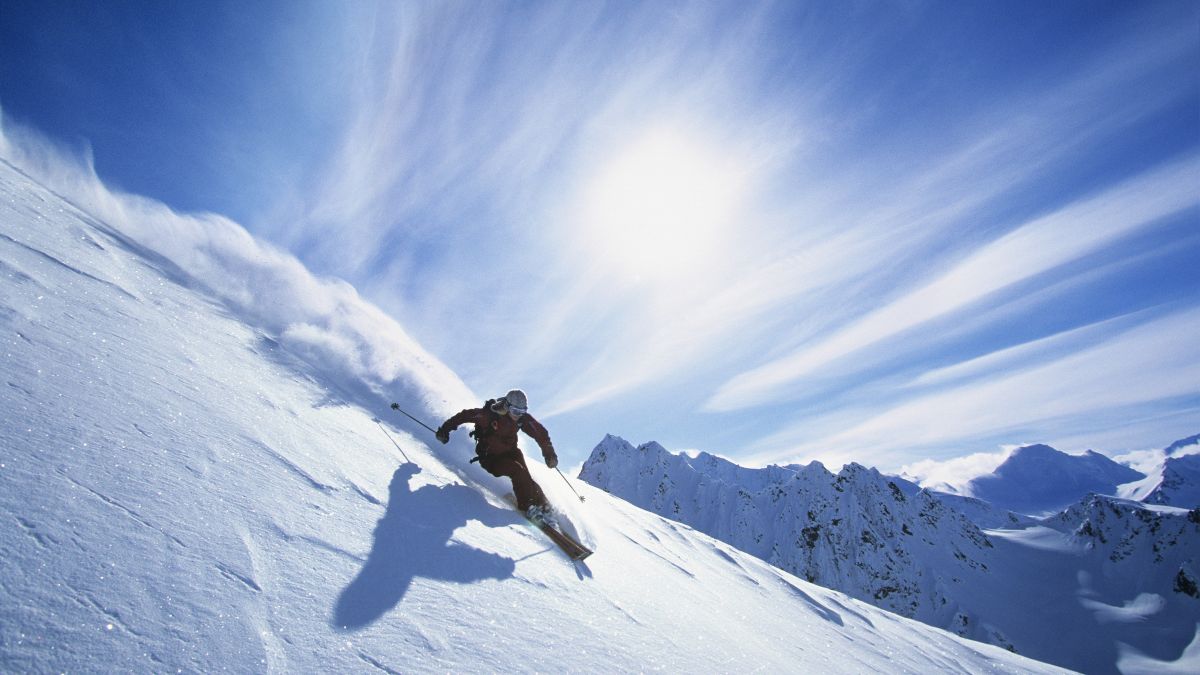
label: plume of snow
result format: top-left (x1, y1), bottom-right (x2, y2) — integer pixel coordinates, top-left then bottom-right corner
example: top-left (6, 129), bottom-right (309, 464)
top-left (0, 109), bottom-right (474, 420)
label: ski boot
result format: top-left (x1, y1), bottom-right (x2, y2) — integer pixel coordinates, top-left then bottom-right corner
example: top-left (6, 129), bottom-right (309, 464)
top-left (525, 504), bottom-right (559, 528)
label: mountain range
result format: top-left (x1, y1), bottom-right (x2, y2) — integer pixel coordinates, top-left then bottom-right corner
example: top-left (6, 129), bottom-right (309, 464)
top-left (580, 435), bottom-right (1200, 673)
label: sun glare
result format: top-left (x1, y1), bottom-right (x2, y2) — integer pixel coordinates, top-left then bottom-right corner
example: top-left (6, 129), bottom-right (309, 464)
top-left (582, 129), bottom-right (745, 279)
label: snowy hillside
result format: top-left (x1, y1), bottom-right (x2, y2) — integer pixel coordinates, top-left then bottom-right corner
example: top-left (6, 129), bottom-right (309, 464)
top-left (580, 436), bottom-right (1200, 673)
top-left (962, 444), bottom-right (1145, 516)
top-left (0, 150), bottom-right (1065, 672)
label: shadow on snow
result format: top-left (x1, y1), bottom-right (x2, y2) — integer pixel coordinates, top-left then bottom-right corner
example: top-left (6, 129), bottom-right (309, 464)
top-left (333, 463), bottom-right (516, 630)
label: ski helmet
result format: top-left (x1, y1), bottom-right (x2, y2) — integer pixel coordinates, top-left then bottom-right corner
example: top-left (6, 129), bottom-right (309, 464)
top-left (502, 389), bottom-right (528, 417)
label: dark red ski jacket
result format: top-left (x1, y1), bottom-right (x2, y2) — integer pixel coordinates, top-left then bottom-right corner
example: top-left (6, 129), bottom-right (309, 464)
top-left (440, 405), bottom-right (557, 464)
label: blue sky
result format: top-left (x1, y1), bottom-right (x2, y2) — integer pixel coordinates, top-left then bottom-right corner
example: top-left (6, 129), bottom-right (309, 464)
top-left (2, 0), bottom-right (1198, 473)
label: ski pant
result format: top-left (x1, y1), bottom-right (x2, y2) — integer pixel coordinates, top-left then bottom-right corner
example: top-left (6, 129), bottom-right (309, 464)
top-left (477, 451), bottom-right (548, 512)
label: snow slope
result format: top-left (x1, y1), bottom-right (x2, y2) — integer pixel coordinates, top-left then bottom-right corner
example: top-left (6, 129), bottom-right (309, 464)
top-left (580, 436), bottom-right (1200, 674)
top-left (0, 153), bottom-right (1060, 672)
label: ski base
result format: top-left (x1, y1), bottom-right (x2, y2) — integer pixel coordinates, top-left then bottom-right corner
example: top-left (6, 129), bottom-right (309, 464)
top-left (504, 495), bottom-right (594, 561)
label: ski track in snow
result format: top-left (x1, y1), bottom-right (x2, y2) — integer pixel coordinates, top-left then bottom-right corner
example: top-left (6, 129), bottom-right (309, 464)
top-left (242, 435), bottom-right (338, 494)
top-left (213, 562), bottom-right (263, 594)
top-left (619, 532), bottom-right (696, 578)
top-left (54, 467), bottom-right (189, 549)
top-left (12, 515), bottom-right (57, 549)
top-left (0, 231), bottom-right (140, 302)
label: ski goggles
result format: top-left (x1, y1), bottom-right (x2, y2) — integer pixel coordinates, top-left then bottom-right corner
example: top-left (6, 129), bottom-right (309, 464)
top-left (492, 397), bottom-right (527, 419)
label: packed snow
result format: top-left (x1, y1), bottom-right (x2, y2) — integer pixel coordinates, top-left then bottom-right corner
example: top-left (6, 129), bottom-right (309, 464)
top-left (0, 143), bottom-right (1063, 673)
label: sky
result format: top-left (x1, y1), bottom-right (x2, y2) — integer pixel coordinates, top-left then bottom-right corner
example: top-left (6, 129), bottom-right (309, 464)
top-left (2, 0), bottom-right (1198, 474)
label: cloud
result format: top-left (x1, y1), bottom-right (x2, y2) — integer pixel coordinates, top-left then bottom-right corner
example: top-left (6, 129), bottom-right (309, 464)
top-left (898, 449), bottom-right (1015, 494)
top-left (289, 2), bottom-right (797, 414)
top-left (696, 21), bottom-right (1200, 414)
top-left (747, 305), bottom-right (1200, 470)
top-left (540, 13), bottom-right (1200, 420)
top-left (706, 155), bottom-right (1200, 413)
top-left (8, 2), bottom-right (1194, 471)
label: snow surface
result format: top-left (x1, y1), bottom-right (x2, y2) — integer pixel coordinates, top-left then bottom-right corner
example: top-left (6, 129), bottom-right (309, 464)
top-left (580, 436), bottom-right (1200, 674)
top-left (0, 153), bottom-right (1064, 673)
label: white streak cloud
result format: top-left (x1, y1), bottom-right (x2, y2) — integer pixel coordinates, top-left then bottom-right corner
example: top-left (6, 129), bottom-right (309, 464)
top-left (706, 157), bottom-right (1200, 412)
top-left (749, 306), bottom-right (1200, 470)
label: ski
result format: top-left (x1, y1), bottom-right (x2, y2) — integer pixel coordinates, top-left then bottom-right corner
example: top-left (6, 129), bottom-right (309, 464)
top-left (504, 495), bottom-right (594, 561)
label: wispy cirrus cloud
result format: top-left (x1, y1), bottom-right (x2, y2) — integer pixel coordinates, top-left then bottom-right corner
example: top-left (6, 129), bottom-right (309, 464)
top-left (22, 0), bottom-right (1190, 466)
top-left (540, 14), bottom-right (1200, 422)
top-left (746, 305), bottom-right (1200, 471)
top-left (705, 155), bottom-right (1199, 413)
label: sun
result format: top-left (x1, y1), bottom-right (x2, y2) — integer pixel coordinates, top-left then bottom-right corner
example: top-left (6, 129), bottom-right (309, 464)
top-left (581, 129), bottom-right (746, 278)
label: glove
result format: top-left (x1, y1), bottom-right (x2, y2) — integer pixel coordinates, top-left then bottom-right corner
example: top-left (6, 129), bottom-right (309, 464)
top-left (545, 454), bottom-right (559, 469)
top-left (435, 428), bottom-right (450, 444)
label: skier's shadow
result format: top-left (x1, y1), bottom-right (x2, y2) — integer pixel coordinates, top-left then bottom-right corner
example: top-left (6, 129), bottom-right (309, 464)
top-left (333, 463), bottom-right (516, 630)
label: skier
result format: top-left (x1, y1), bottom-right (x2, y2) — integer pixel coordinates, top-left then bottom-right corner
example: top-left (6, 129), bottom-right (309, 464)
top-left (435, 389), bottom-right (560, 523)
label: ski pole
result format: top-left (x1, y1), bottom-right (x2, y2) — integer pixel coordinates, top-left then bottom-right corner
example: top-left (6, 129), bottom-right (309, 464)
top-left (556, 467), bottom-right (586, 503)
top-left (374, 419), bottom-right (412, 464)
top-left (390, 402), bottom-right (439, 436)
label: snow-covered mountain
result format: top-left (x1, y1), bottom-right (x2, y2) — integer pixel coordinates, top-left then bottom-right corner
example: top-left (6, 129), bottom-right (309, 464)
top-left (579, 437), bottom-right (996, 626)
top-left (1117, 435), bottom-right (1200, 509)
top-left (1142, 455), bottom-right (1200, 508)
top-left (914, 435), bottom-right (1200, 514)
top-left (0, 141), bottom-right (1062, 672)
top-left (1123, 454), bottom-right (1200, 508)
top-left (962, 444), bottom-right (1146, 516)
top-left (579, 436), bottom-right (1200, 673)
top-left (1166, 434), bottom-right (1200, 457)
